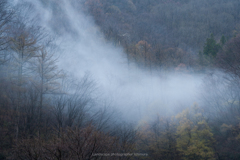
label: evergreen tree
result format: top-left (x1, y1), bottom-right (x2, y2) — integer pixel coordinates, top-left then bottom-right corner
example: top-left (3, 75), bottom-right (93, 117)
top-left (220, 35), bottom-right (226, 46)
top-left (203, 34), bottom-right (220, 58)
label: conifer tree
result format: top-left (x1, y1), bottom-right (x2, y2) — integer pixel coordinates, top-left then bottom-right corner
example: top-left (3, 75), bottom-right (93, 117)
top-left (203, 34), bottom-right (220, 58)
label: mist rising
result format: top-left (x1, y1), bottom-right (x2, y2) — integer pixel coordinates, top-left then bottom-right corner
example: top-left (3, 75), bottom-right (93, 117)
top-left (12, 0), bottom-right (205, 123)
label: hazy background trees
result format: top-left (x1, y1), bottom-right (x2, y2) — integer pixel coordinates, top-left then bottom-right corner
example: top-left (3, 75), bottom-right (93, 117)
top-left (85, 0), bottom-right (240, 70)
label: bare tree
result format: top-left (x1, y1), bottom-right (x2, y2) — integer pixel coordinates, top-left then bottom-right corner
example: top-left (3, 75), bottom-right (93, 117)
top-left (0, 0), bottom-right (14, 64)
top-left (10, 22), bottom-right (40, 141)
top-left (51, 73), bottom-right (96, 136)
top-left (30, 47), bottom-right (63, 137)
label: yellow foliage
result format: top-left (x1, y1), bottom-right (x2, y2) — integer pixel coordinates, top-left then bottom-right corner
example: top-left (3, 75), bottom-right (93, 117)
top-left (176, 104), bottom-right (215, 160)
top-left (220, 123), bottom-right (232, 132)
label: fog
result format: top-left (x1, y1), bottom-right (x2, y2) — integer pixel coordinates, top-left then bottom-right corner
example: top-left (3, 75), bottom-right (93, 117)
top-left (14, 0), bottom-right (204, 123)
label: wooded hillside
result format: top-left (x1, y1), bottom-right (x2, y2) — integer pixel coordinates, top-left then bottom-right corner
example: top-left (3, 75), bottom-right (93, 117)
top-left (0, 0), bottom-right (240, 159)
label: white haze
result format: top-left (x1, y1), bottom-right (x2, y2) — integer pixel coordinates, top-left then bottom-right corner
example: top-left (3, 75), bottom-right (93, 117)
top-left (13, 0), bottom-right (204, 123)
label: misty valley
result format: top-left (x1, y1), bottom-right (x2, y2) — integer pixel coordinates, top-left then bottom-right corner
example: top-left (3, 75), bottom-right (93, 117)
top-left (0, 0), bottom-right (240, 159)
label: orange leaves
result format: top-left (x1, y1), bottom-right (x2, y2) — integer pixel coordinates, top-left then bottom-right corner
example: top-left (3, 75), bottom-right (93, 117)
top-left (136, 40), bottom-right (151, 49)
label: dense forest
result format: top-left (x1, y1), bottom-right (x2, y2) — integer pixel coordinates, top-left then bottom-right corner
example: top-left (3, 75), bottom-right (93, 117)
top-left (1, 0), bottom-right (240, 159)
top-left (84, 0), bottom-right (240, 70)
